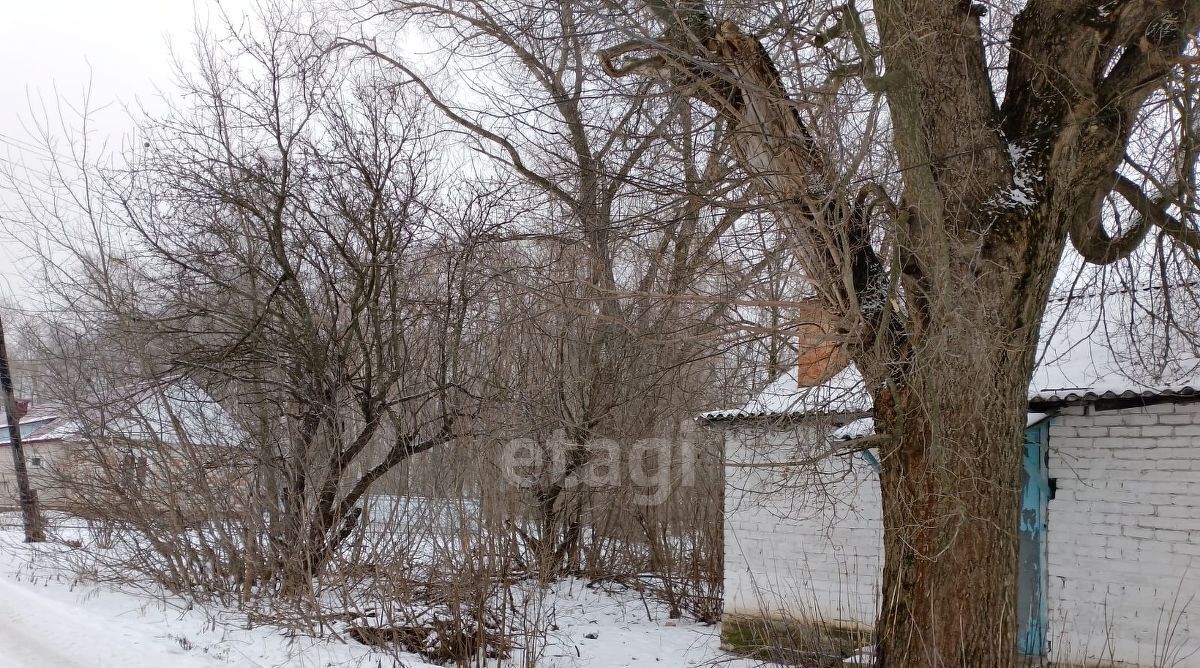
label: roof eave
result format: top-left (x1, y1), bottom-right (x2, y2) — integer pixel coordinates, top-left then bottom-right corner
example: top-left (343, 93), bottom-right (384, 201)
top-left (698, 408), bottom-right (870, 426)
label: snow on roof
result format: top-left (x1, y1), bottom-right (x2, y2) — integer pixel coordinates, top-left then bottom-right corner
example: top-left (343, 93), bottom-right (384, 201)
top-left (830, 416), bottom-right (874, 441)
top-left (703, 286), bottom-right (1200, 422)
top-left (0, 414), bottom-right (64, 445)
top-left (37, 378), bottom-right (245, 446)
top-left (701, 363), bottom-right (870, 421)
top-left (1029, 288), bottom-right (1200, 403)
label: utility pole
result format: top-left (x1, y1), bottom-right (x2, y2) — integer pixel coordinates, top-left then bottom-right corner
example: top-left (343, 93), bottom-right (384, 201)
top-left (0, 316), bottom-right (44, 542)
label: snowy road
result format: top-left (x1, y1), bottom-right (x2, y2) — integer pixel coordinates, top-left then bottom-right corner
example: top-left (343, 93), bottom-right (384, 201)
top-left (0, 527), bottom-right (389, 668)
top-left (0, 573), bottom-right (217, 668)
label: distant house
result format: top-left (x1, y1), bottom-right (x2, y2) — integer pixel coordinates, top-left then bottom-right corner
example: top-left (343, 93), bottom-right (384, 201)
top-left (704, 288), bottom-right (1200, 667)
top-left (0, 378), bottom-right (247, 517)
top-left (0, 405), bottom-right (69, 509)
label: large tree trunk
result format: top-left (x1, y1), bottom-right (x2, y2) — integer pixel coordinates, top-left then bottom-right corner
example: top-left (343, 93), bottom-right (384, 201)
top-left (692, 26), bottom-right (1043, 665)
top-left (876, 399), bottom-right (1022, 667)
top-left (872, 295), bottom-right (1038, 667)
top-left (665, 29), bottom-right (1034, 665)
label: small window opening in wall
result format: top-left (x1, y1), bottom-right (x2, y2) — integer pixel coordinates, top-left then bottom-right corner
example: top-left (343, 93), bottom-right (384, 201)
top-left (28, 456), bottom-right (43, 468)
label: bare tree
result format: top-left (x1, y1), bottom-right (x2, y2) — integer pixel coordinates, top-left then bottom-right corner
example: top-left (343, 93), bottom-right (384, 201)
top-left (593, 0), bottom-right (1200, 665)
top-left (336, 0), bottom-right (783, 574)
top-left (5, 7), bottom-right (497, 597)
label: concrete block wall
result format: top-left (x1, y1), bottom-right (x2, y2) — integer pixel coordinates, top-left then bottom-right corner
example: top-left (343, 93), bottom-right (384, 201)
top-left (1045, 402), bottom-right (1200, 667)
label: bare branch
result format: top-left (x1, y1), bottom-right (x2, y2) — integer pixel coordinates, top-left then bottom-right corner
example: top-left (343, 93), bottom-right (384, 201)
top-left (1113, 172), bottom-right (1200, 251)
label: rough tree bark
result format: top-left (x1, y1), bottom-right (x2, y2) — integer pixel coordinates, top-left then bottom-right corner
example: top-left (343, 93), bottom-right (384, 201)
top-left (601, 1), bottom-right (1200, 665)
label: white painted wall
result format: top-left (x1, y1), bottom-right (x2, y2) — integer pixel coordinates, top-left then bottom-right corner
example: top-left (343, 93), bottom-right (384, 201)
top-left (1045, 402), bottom-right (1200, 667)
top-left (721, 401), bottom-right (1200, 667)
top-left (723, 421), bottom-right (881, 627)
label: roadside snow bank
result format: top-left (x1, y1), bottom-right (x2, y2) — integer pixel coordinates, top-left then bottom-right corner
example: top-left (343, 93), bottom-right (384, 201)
top-left (0, 528), bottom-right (408, 668)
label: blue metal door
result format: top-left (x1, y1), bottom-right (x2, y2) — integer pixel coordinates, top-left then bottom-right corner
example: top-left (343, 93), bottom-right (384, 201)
top-left (1017, 421), bottom-right (1049, 656)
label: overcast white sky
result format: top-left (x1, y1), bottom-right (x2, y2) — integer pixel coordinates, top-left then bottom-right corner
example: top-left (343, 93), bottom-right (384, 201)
top-left (0, 0), bottom-right (247, 305)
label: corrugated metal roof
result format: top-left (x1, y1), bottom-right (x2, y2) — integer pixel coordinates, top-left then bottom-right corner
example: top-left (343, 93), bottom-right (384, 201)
top-left (1028, 385), bottom-right (1199, 404)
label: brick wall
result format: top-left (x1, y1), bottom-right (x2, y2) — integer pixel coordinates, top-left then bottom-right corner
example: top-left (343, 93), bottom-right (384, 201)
top-left (720, 401), bottom-right (1200, 667)
top-left (1045, 401), bottom-right (1200, 666)
top-left (723, 422), bottom-right (881, 627)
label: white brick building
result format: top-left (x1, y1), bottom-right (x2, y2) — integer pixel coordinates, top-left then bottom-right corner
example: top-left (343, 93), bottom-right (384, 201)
top-left (706, 290), bottom-right (1200, 666)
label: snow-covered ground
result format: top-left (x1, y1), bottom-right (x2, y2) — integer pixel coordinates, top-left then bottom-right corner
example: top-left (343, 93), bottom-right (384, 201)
top-left (0, 519), bottom-right (757, 668)
top-left (510, 579), bottom-right (754, 668)
top-left (0, 527), bottom-right (395, 667)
